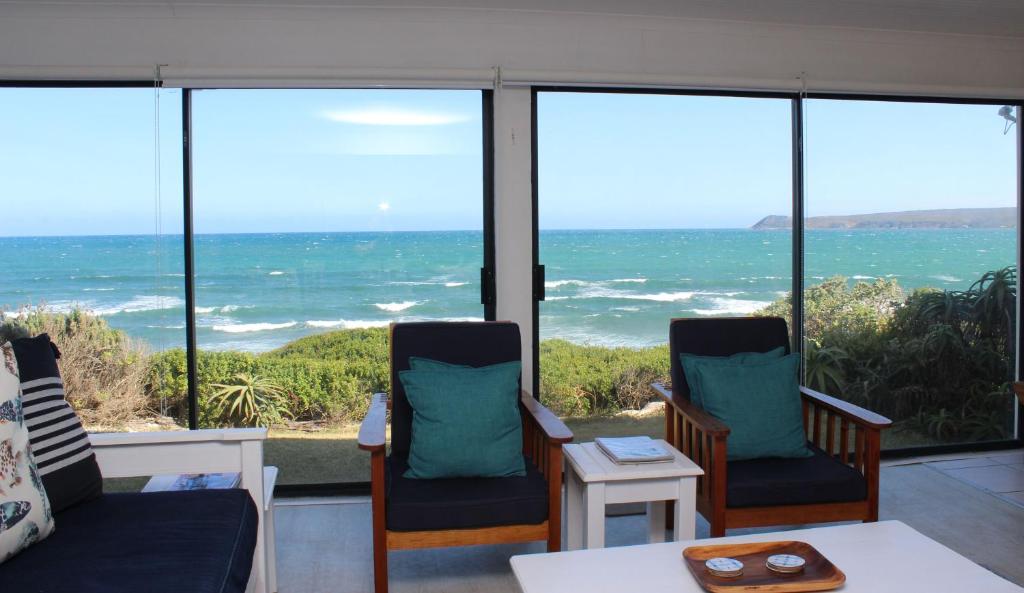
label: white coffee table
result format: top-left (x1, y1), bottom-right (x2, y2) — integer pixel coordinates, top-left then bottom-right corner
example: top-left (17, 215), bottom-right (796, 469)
top-left (512, 520), bottom-right (1024, 593)
top-left (563, 440), bottom-right (703, 549)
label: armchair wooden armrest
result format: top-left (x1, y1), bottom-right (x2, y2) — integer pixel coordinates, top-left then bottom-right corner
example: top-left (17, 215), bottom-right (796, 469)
top-left (799, 386), bottom-right (892, 429)
top-left (519, 390), bottom-right (573, 443)
top-left (653, 381), bottom-right (730, 531)
top-left (519, 390), bottom-right (571, 553)
top-left (652, 382), bottom-right (730, 437)
top-left (358, 392), bottom-right (389, 452)
top-left (799, 385), bottom-right (891, 523)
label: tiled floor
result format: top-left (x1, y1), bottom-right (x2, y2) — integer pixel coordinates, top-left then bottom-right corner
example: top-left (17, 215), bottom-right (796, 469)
top-left (926, 450), bottom-right (1024, 508)
top-left (272, 451), bottom-right (1024, 592)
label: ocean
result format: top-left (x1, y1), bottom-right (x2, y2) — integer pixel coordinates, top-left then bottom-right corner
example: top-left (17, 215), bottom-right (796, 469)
top-left (0, 229), bottom-right (1015, 352)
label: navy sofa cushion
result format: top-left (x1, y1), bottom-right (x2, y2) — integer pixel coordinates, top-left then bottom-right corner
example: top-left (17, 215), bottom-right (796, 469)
top-left (385, 455), bottom-right (547, 531)
top-left (726, 445), bottom-right (867, 508)
top-left (389, 322), bottom-right (522, 457)
top-left (0, 489), bottom-right (258, 593)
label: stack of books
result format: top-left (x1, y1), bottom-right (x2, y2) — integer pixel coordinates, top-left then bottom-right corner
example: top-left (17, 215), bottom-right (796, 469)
top-left (595, 436), bottom-right (673, 464)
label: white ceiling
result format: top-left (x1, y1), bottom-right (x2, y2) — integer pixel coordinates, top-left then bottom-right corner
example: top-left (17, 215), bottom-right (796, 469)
top-left (6, 0), bottom-right (1024, 37)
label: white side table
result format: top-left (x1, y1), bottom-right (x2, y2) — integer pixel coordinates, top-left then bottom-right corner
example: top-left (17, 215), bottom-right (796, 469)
top-left (143, 465), bottom-right (279, 593)
top-left (563, 441), bottom-right (702, 550)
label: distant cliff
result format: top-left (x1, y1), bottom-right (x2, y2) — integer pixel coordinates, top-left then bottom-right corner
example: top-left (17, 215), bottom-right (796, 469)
top-left (752, 207), bottom-right (1016, 230)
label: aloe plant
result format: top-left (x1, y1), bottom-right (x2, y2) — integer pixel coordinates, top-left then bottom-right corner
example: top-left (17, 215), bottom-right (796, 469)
top-left (208, 373), bottom-right (293, 427)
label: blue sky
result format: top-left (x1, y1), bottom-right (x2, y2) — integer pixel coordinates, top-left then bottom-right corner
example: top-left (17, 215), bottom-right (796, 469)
top-left (0, 88), bottom-right (1017, 236)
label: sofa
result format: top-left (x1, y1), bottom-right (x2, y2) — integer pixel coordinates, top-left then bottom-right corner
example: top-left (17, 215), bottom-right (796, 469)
top-left (0, 428), bottom-right (269, 593)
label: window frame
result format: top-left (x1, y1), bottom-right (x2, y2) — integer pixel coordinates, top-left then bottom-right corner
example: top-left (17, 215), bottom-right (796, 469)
top-left (529, 86), bottom-right (1024, 458)
top-left (0, 81), bottom-right (498, 493)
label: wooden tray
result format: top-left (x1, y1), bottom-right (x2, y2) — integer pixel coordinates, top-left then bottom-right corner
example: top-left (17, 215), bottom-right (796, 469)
top-left (682, 541), bottom-right (846, 592)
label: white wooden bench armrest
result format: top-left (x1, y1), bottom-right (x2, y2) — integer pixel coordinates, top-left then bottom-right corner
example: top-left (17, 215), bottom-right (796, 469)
top-left (89, 427), bottom-right (267, 448)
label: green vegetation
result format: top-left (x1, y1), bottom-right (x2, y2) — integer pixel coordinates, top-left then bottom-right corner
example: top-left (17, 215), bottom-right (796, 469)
top-left (760, 267), bottom-right (1017, 442)
top-left (539, 340), bottom-right (668, 417)
top-left (2, 267), bottom-right (1016, 445)
top-left (147, 329), bottom-right (389, 427)
top-left (208, 373), bottom-right (293, 427)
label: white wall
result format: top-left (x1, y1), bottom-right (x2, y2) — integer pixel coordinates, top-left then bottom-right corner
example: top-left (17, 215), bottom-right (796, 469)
top-left (3, 4), bottom-right (1023, 378)
top-left (2, 5), bottom-right (1024, 95)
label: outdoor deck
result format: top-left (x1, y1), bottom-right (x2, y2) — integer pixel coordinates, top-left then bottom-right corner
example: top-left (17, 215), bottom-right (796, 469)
top-left (269, 449), bottom-right (1024, 593)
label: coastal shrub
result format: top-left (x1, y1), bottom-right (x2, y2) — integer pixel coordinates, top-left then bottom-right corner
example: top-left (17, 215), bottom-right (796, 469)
top-left (0, 307), bottom-right (152, 427)
top-left (761, 268), bottom-right (1016, 442)
top-left (539, 339), bottom-right (669, 417)
top-left (147, 348), bottom-right (370, 426)
top-left (207, 373), bottom-right (293, 428)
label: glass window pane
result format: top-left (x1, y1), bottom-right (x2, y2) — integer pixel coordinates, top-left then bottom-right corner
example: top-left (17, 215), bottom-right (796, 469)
top-left (191, 89), bottom-right (484, 486)
top-left (804, 99), bottom-right (1018, 449)
top-left (537, 92), bottom-right (793, 441)
top-left (0, 87), bottom-right (185, 445)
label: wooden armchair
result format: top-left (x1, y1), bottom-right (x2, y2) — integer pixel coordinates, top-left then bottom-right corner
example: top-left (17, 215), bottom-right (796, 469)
top-left (653, 317), bottom-right (892, 537)
top-left (358, 321), bottom-right (572, 593)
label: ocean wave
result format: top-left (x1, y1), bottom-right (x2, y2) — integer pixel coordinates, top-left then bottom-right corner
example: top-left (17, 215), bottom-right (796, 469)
top-left (691, 298), bottom-right (771, 316)
top-left (375, 301), bottom-right (420, 312)
top-left (306, 316), bottom-right (483, 330)
top-left (851, 275), bottom-right (875, 280)
top-left (931, 274), bottom-right (962, 282)
top-left (213, 321), bottom-right (297, 333)
top-left (612, 306), bottom-right (641, 312)
top-left (82, 288), bottom-right (115, 292)
top-left (268, 271), bottom-right (285, 276)
top-left (545, 296), bottom-right (571, 301)
top-left (545, 280), bottom-right (588, 289)
top-left (306, 319), bottom-right (390, 329)
top-left (609, 278), bottom-right (647, 284)
top-left (444, 282), bottom-right (467, 287)
top-left (562, 287), bottom-right (696, 302)
top-left (93, 296), bottom-right (185, 316)
top-left (196, 304), bottom-right (249, 314)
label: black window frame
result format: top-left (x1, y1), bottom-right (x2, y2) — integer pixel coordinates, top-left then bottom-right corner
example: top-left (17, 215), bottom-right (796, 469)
top-left (530, 86), bottom-right (1024, 458)
top-left (0, 81), bottom-right (498, 494)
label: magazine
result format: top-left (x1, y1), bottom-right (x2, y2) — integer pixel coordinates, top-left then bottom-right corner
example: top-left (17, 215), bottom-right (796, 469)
top-left (169, 473), bottom-right (241, 491)
top-left (595, 436), bottom-right (673, 464)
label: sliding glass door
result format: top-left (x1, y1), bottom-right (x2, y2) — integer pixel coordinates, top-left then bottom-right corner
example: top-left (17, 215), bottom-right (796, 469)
top-left (190, 89), bottom-right (489, 486)
top-left (804, 99), bottom-right (1020, 449)
top-left (0, 85), bottom-right (185, 434)
top-left (534, 90), bottom-right (793, 441)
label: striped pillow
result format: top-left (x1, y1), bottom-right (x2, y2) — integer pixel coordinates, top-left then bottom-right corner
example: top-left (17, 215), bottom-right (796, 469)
top-left (11, 335), bottom-right (102, 513)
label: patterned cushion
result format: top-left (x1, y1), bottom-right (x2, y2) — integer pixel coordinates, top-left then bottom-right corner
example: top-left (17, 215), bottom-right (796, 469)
top-left (11, 335), bottom-right (102, 513)
top-left (0, 342), bottom-right (55, 564)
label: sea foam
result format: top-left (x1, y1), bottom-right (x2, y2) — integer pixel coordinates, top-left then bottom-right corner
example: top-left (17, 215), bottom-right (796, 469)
top-left (306, 319), bottom-right (390, 329)
top-left (691, 298), bottom-right (771, 316)
top-left (93, 296), bottom-right (185, 316)
top-left (375, 301), bottom-right (419, 312)
top-left (213, 321), bottom-right (297, 333)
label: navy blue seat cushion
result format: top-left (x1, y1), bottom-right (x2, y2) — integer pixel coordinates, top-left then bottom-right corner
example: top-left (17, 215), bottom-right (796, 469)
top-left (0, 489), bottom-right (258, 593)
top-left (726, 445), bottom-right (867, 508)
top-left (385, 454), bottom-right (548, 531)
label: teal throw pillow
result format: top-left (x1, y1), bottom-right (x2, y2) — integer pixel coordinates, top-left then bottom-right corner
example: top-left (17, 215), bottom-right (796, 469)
top-left (689, 353), bottom-right (811, 461)
top-left (680, 346), bottom-right (785, 408)
top-left (399, 360), bottom-right (525, 479)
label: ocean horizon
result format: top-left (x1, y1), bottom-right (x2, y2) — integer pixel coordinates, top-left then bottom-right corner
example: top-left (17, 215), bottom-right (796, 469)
top-left (0, 228), bottom-right (1014, 352)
